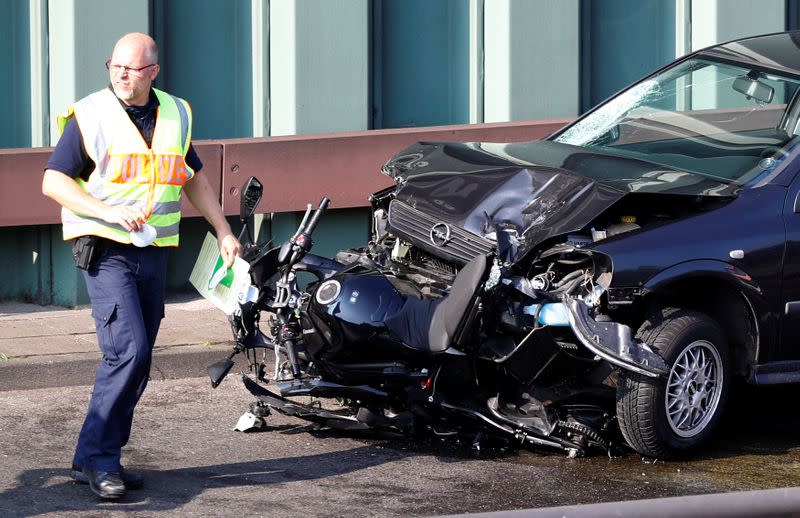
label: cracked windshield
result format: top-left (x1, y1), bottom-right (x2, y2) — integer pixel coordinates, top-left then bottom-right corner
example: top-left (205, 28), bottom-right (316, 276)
top-left (555, 58), bottom-right (800, 189)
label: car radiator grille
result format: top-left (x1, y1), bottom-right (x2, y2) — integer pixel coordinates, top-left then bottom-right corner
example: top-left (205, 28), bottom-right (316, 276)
top-left (387, 200), bottom-right (495, 266)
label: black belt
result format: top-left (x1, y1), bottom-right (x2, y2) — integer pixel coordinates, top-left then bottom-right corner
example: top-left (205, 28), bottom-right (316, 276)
top-left (97, 237), bottom-right (135, 250)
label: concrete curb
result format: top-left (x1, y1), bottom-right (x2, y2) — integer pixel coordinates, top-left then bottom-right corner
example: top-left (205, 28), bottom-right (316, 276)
top-left (0, 296), bottom-right (240, 391)
top-left (443, 486), bottom-right (800, 518)
top-left (0, 342), bottom-right (250, 391)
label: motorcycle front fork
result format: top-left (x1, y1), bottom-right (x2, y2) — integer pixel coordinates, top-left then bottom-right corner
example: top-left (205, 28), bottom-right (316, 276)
top-left (279, 328), bottom-right (302, 378)
top-left (270, 311), bottom-right (302, 378)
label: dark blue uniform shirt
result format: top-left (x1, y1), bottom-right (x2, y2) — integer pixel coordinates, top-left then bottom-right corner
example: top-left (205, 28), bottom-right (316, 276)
top-left (46, 86), bottom-right (202, 180)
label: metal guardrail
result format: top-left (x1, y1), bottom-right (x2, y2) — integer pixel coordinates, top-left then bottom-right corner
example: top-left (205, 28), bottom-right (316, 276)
top-left (0, 119), bottom-right (569, 227)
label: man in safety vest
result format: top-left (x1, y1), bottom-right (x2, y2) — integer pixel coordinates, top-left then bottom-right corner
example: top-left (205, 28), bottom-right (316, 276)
top-left (41, 32), bottom-right (241, 499)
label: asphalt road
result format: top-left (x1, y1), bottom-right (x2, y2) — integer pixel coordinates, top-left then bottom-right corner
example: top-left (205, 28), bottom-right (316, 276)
top-left (1, 377), bottom-right (799, 517)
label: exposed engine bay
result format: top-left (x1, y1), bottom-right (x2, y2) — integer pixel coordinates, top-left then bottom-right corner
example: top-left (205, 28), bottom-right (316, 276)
top-left (358, 187), bottom-right (722, 304)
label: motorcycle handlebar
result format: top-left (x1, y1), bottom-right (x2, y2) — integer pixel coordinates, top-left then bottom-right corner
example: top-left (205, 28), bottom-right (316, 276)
top-left (293, 204), bottom-right (313, 239)
top-left (303, 197), bottom-right (330, 237)
top-left (280, 197), bottom-right (331, 268)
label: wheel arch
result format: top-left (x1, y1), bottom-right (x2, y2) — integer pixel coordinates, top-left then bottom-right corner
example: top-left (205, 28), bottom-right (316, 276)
top-left (638, 261), bottom-right (761, 378)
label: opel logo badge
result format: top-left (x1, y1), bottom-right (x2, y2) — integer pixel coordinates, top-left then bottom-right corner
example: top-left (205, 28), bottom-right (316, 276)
top-left (429, 223), bottom-right (452, 247)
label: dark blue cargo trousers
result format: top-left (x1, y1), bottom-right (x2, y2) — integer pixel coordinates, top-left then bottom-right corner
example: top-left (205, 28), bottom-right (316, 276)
top-left (72, 243), bottom-right (168, 472)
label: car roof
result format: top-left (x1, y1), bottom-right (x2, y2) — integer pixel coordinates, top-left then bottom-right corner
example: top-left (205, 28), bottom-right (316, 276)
top-left (700, 31), bottom-right (800, 76)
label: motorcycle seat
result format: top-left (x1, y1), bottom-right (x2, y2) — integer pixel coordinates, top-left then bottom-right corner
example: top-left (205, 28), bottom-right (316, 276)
top-left (427, 253), bottom-right (489, 352)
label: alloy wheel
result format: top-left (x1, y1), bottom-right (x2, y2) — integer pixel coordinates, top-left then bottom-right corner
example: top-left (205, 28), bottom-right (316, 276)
top-left (665, 340), bottom-right (723, 438)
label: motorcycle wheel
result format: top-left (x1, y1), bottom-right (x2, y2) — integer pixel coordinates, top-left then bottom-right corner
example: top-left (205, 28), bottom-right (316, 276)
top-left (616, 308), bottom-right (730, 459)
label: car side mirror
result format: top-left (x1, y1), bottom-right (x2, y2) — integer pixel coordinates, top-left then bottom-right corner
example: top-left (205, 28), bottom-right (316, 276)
top-left (733, 75), bottom-right (774, 104)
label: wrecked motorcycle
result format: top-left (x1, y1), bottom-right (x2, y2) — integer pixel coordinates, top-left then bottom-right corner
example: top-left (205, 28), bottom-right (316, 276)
top-left (207, 175), bottom-right (669, 458)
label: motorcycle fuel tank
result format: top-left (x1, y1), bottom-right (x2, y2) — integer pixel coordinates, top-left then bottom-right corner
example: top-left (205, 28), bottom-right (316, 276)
top-left (304, 269), bottom-right (408, 361)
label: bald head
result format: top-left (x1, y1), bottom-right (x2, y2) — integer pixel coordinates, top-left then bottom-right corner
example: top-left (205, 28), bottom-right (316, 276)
top-left (113, 32), bottom-right (158, 64)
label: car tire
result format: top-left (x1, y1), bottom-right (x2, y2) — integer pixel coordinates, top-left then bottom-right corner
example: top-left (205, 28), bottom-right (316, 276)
top-left (616, 308), bottom-right (730, 459)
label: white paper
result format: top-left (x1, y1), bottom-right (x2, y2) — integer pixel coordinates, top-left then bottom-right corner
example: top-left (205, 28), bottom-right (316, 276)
top-left (130, 223), bottom-right (157, 247)
top-left (189, 232), bottom-right (251, 315)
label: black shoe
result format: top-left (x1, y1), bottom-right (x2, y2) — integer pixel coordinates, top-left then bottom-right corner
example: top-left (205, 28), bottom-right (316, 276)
top-left (84, 468), bottom-right (126, 499)
top-left (71, 465), bottom-right (144, 491)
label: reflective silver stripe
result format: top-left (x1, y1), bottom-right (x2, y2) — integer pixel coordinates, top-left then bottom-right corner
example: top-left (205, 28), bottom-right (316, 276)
top-left (62, 212), bottom-right (127, 234)
top-left (153, 222), bottom-right (180, 238)
top-left (102, 198), bottom-right (181, 215)
top-left (170, 94), bottom-right (190, 151)
top-left (151, 201), bottom-right (181, 215)
top-left (62, 213), bottom-right (181, 238)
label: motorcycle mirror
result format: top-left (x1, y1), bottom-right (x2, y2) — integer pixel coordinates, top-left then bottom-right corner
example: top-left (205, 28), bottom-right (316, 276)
top-left (207, 358), bottom-right (235, 388)
top-left (240, 177), bottom-right (264, 223)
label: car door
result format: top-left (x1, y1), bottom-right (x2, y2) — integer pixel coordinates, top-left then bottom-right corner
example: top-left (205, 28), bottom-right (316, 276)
top-left (779, 168), bottom-right (800, 360)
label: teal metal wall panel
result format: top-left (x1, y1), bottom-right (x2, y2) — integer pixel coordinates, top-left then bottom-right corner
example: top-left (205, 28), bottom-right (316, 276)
top-left (0, 226), bottom-right (40, 303)
top-left (51, 235), bottom-right (87, 307)
top-left (153, 0), bottom-right (253, 140)
top-left (690, 0), bottom-right (784, 52)
top-left (270, 207), bottom-right (371, 289)
top-left (302, 207), bottom-right (371, 260)
top-left (1, 0), bottom-right (32, 148)
top-left (374, 0), bottom-right (469, 128)
top-left (0, 209), bottom-right (364, 307)
top-left (580, 0), bottom-right (675, 112)
top-left (0, 225), bottom-right (85, 307)
top-left (270, 212), bottom-right (298, 249)
top-left (270, 208), bottom-right (370, 260)
top-left (483, 0), bottom-right (580, 122)
top-left (790, 0), bottom-right (800, 30)
top-left (269, 0), bottom-right (369, 136)
top-left (47, 0), bottom-right (150, 145)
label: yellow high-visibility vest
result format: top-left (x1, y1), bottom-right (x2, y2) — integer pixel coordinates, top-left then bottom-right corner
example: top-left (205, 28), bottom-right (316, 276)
top-left (57, 87), bottom-right (194, 246)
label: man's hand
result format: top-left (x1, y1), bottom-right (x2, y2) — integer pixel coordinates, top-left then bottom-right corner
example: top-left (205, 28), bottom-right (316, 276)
top-left (102, 205), bottom-right (146, 232)
top-left (218, 233), bottom-right (241, 269)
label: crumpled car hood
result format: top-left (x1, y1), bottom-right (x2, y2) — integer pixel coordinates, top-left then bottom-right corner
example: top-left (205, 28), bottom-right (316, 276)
top-left (382, 139), bottom-right (733, 260)
top-left (382, 141), bottom-right (618, 260)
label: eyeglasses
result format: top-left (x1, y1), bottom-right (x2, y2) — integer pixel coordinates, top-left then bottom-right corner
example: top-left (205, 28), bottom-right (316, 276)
top-left (105, 60), bottom-right (156, 75)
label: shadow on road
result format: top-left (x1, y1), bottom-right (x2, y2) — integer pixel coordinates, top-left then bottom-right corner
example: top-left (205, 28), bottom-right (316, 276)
top-left (5, 382), bottom-right (800, 516)
top-left (0, 442), bottom-right (417, 517)
top-left (698, 383), bottom-right (800, 460)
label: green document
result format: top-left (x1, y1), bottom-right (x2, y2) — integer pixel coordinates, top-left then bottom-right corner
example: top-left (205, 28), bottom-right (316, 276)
top-left (189, 232), bottom-right (251, 315)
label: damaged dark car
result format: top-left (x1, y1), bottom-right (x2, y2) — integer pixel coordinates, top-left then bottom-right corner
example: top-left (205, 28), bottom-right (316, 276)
top-left (213, 32), bottom-right (800, 459)
top-left (368, 32), bottom-right (800, 457)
